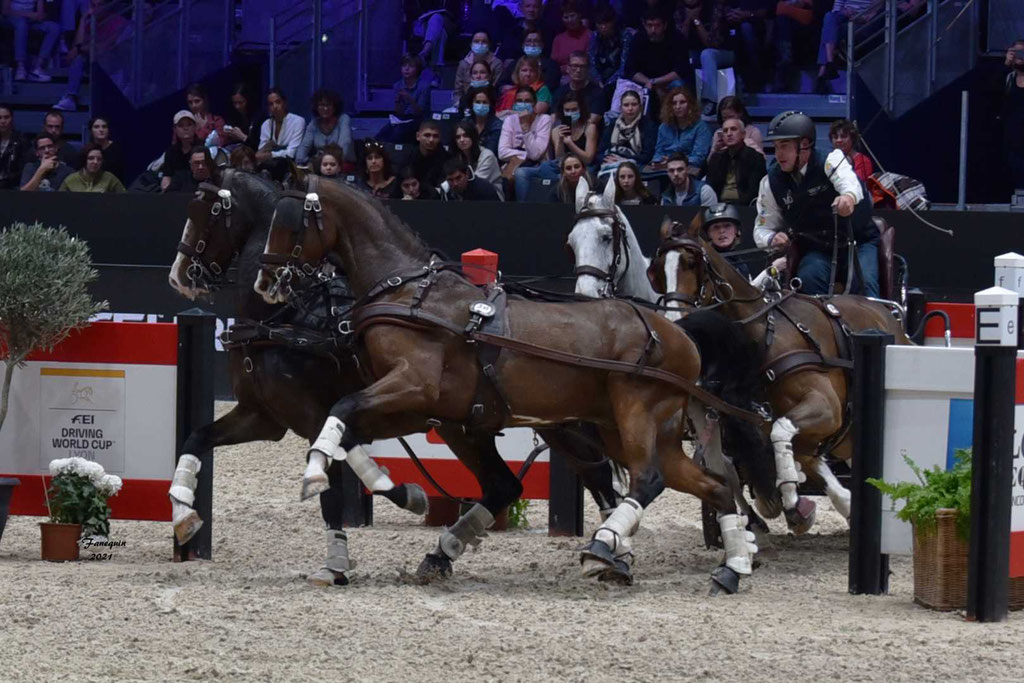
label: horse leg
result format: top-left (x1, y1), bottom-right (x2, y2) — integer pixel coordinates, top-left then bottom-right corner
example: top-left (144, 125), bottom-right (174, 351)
top-left (415, 426), bottom-right (524, 581)
top-left (809, 438), bottom-right (852, 521)
top-left (537, 425), bottom-right (624, 520)
top-left (170, 404), bottom-right (287, 544)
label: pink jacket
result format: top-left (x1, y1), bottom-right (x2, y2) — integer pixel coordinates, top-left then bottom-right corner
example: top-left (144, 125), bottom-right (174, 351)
top-left (498, 114), bottom-right (552, 162)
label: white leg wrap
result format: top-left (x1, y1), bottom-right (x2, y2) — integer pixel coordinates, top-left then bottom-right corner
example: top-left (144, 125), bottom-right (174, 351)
top-left (593, 498), bottom-right (643, 556)
top-left (323, 529), bottom-right (355, 573)
top-left (344, 445), bottom-right (395, 493)
top-left (814, 458), bottom-right (852, 520)
top-left (169, 454), bottom-right (201, 514)
top-left (719, 513), bottom-right (758, 576)
top-left (438, 503), bottom-right (494, 561)
top-left (310, 416), bottom-right (346, 464)
top-left (771, 418), bottom-right (804, 509)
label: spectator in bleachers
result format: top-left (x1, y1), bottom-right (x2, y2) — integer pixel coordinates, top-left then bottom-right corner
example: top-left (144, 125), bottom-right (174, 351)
top-left (42, 110), bottom-right (79, 168)
top-left (0, 103), bottom-right (28, 190)
top-left (722, 0), bottom-right (773, 95)
top-left (222, 83), bottom-right (264, 151)
top-left (398, 166), bottom-right (436, 200)
top-left (454, 30), bottom-right (504, 104)
top-left (678, 0), bottom-right (732, 117)
top-left (553, 50), bottom-right (606, 123)
top-left (816, 1), bottom-right (880, 94)
top-left (409, 1), bottom-right (458, 66)
top-left (167, 146), bottom-right (216, 193)
top-left (499, 29), bottom-right (562, 93)
top-left (660, 152), bottom-right (718, 206)
top-left (315, 143), bottom-right (345, 181)
top-left (497, 56), bottom-right (553, 116)
top-left (624, 9), bottom-right (691, 116)
top-left (59, 142), bottom-right (124, 193)
top-left (453, 120), bottom-right (503, 199)
top-left (621, 0), bottom-right (673, 29)
top-left (829, 118), bottom-right (873, 183)
top-left (296, 89), bottom-right (354, 169)
top-left (613, 160), bottom-right (657, 204)
top-left (706, 115), bottom-right (766, 205)
top-left (53, 0), bottom-right (127, 112)
top-left (159, 110), bottom-right (198, 192)
top-left (772, 0), bottom-right (819, 93)
top-left (84, 117), bottom-right (123, 182)
top-left (229, 145), bottom-right (257, 173)
top-left (515, 90), bottom-right (597, 196)
top-left (1004, 38), bottom-right (1024, 191)
top-left (596, 89), bottom-right (658, 176)
top-left (500, 85), bottom-right (553, 200)
top-left (650, 86), bottom-right (712, 174)
top-left (711, 95), bottom-right (763, 154)
top-left (406, 119), bottom-right (451, 188)
top-left (4, 0), bottom-right (59, 82)
top-left (185, 83), bottom-right (226, 146)
top-left (550, 152), bottom-right (590, 203)
top-left (377, 54), bottom-right (432, 144)
top-left (256, 88), bottom-right (304, 169)
top-left (441, 157), bottom-right (501, 201)
top-left (461, 86), bottom-right (504, 155)
top-left (589, 6), bottom-right (634, 90)
top-left (19, 132), bottom-right (73, 191)
top-left (551, 1), bottom-right (592, 81)
top-left (356, 140), bottom-right (398, 199)
top-left (456, 59), bottom-right (497, 114)
top-left (494, 0), bottom-right (546, 57)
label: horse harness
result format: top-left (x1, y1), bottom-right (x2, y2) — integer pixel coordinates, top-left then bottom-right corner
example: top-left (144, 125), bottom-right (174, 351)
top-left (569, 202), bottom-right (631, 295)
top-left (178, 182), bottom-right (236, 289)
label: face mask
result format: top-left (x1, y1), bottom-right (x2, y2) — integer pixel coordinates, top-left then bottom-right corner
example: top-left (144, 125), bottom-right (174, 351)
top-left (472, 103), bottom-right (490, 116)
top-left (470, 79), bottom-right (490, 88)
top-left (524, 45), bottom-right (543, 57)
top-left (471, 42), bottom-right (489, 55)
top-left (566, 111), bottom-right (581, 123)
top-left (513, 102), bottom-right (534, 113)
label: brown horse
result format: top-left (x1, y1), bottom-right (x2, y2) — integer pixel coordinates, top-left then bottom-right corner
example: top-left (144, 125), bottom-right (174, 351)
top-left (646, 214), bottom-right (910, 532)
top-left (254, 180), bottom-right (761, 591)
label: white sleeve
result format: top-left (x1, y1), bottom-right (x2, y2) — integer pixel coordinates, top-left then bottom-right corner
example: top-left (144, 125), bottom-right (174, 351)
top-left (258, 119), bottom-right (271, 150)
top-left (754, 175), bottom-right (781, 248)
top-left (700, 183), bottom-right (718, 207)
top-left (824, 148), bottom-right (863, 203)
top-left (272, 115), bottom-right (304, 159)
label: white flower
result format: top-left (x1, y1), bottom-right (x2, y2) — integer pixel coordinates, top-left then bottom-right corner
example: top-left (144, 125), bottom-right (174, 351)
top-left (97, 474), bottom-right (122, 497)
top-left (48, 456), bottom-right (106, 484)
top-left (49, 458), bottom-right (72, 475)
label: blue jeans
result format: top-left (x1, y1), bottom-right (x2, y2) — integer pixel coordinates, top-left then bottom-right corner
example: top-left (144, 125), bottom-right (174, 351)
top-left (12, 17), bottom-right (60, 63)
top-left (796, 241), bottom-right (879, 298)
top-left (514, 159), bottom-right (559, 201)
top-left (818, 11), bottom-right (848, 65)
top-left (699, 48), bottom-right (734, 103)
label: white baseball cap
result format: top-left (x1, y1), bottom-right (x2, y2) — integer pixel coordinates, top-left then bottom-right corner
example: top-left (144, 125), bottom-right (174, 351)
top-left (173, 110), bottom-right (196, 125)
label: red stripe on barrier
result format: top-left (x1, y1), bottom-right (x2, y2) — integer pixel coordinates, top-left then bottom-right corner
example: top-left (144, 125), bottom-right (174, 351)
top-left (1018, 358), bottom-right (1024, 406)
top-left (20, 321), bottom-right (178, 366)
top-left (2, 474), bottom-right (172, 522)
top-left (924, 303), bottom-right (974, 339)
top-left (1012, 532), bottom-right (1024, 579)
top-left (376, 458), bottom-right (550, 500)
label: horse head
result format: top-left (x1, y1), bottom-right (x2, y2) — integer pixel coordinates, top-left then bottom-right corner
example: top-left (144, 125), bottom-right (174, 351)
top-left (567, 175), bottom-right (635, 298)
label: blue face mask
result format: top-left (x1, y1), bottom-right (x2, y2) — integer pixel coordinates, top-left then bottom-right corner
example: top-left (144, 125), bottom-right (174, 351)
top-left (471, 42), bottom-right (489, 55)
top-left (469, 79), bottom-right (489, 88)
top-left (524, 45), bottom-right (543, 57)
top-left (566, 110), bottom-right (581, 123)
top-left (513, 101), bottom-right (534, 113)
top-left (472, 102), bottom-right (491, 116)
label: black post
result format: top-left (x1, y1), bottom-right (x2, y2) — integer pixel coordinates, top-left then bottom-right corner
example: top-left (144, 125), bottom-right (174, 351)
top-left (905, 288), bottom-right (926, 344)
top-left (548, 448), bottom-right (584, 537)
top-left (174, 309), bottom-right (216, 561)
top-left (848, 330), bottom-right (893, 595)
top-left (325, 460), bottom-right (373, 528)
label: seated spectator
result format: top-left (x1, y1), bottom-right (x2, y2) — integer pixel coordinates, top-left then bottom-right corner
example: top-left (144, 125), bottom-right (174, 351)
top-left (408, 1), bottom-right (458, 65)
top-left (596, 89), bottom-right (658, 176)
top-left (711, 95), bottom-right (764, 155)
top-left (589, 6), bottom-right (634, 91)
top-left (168, 146), bottom-right (216, 193)
top-left (614, 160), bottom-right (658, 205)
top-left (19, 132), bottom-right (73, 191)
top-left (499, 86), bottom-right (553, 200)
top-left (185, 83), bottom-right (226, 145)
top-left (405, 120), bottom-right (451, 188)
top-left (497, 56), bottom-right (553, 116)
top-left (315, 143), bottom-right (345, 181)
top-left (398, 166), bottom-right (436, 200)
top-left (453, 120), bottom-right (503, 199)
top-left (660, 153), bottom-right (718, 206)
top-left (53, 0), bottom-right (128, 112)
top-left (706, 116), bottom-right (766, 205)
top-left (550, 152), bottom-right (591, 203)
top-left (551, 1), bottom-right (592, 81)
top-left (499, 29), bottom-right (561, 93)
top-left (621, 0), bottom-right (674, 29)
top-left (297, 89), bottom-right (354, 168)
top-left (59, 143), bottom-right (124, 193)
top-left (461, 86), bottom-right (504, 155)
top-left (441, 157), bottom-right (501, 201)
top-left (160, 110), bottom-right (199, 192)
top-left (494, 0), bottom-right (546, 58)
top-left (681, 0), bottom-right (732, 117)
top-left (377, 54), bottom-right (432, 144)
top-left (0, 103), bottom-right (28, 189)
top-left (553, 50), bottom-right (607, 123)
top-left (454, 30), bottom-right (505, 104)
top-left (356, 139), bottom-right (399, 199)
top-left (624, 9), bottom-right (691, 115)
top-left (517, 91), bottom-right (599, 196)
top-left (4, 0), bottom-right (59, 82)
top-left (701, 202), bottom-right (750, 279)
top-left (41, 110), bottom-right (79, 168)
top-left (1004, 38), bottom-right (1024, 191)
top-left (830, 118), bottom-right (873, 183)
top-left (222, 83), bottom-right (264, 151)
top-left (721, 0), bottom-right (773, 95)
top-left (651, 86), bottom-right (712, 174)
top-left (456, 60), bottom-right (497, 114)
top-left (816, 1), bottom-right (881, 93)
top-left (772, 0), bottom-right (817, 92)
top-left (256, 88), bottom-right (304, 178)
top-left (229, 145), bottom-right (257, 173)
top-left (86, 116), bottom-right (124, 181)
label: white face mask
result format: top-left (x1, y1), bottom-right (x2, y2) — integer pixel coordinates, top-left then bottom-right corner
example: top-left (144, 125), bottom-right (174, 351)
top-left (471, 42), bottom-right (489, 55)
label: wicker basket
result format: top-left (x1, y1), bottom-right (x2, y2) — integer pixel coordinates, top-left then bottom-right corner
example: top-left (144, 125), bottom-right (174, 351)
top-left (912, 508), bottom-right (1024, 611)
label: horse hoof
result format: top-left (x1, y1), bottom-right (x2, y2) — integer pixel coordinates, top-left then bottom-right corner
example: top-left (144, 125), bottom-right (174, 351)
top-left (300, 473), bottom-right (330, 501)
top-left (404, 483), bottom-right (429, 516)
top-left (307, 567), bottom-right (349, 587)
top-left (416, 553), bottom-right (453, 582)
top-left (753, 493), bottom-right (783, 520)
top-left (784, 497), bottom-right (817, 535)
top-left (598, 558), bottom-right (634, 586)
top-left (173, 511), bottom-right (203, 545)
top-left (580, 557), bottom-right (609, 579)
top-left (747, 510), bottom-right (770, 535)
top-left (709, 565), bottom-right (740, 596)
top-left (579, 539), bottom-right (616, 577)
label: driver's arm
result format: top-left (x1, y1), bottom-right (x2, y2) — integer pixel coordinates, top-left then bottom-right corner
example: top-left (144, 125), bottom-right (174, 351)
top-left (754, 175), bottom-right (782, 248)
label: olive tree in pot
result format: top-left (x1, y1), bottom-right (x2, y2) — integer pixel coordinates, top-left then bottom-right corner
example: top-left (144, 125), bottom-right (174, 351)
top-left (0, 222), bottom-right (107, 550)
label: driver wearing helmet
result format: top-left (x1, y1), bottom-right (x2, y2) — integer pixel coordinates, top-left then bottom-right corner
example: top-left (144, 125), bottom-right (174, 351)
top-left (753, 111), bottom-right (879, 297)
top-left (702, 203), bottom-right (750, 280)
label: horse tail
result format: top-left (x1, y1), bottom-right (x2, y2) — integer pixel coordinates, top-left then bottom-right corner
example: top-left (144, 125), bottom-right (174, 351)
top-left (675, 310), bottom-right (777, 505)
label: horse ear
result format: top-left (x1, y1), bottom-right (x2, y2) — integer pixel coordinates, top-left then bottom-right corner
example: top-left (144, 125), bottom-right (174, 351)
top-left (687, 208), bottom-right (703, 238)
top-left (659, 216), bottom-right (675, 241)
top-left (574, 175), bottom-right (590, 213)
top-left (646, 257), bottom-right (665, 293)
top-left (601, 172), bottom-right (617, 209)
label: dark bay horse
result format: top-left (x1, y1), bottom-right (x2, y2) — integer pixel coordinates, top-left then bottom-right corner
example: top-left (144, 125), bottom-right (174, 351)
top-left (646, 214), bottom-right (911, 532)
top-left (255, 180), bottom-right (764, 591)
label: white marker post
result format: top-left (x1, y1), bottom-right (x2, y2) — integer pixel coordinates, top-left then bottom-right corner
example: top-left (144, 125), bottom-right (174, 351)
top-left (994, 253), bottom-right (1024, 348)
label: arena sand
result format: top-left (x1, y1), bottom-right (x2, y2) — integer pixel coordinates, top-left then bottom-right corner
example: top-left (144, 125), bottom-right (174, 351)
top-left (1, 402), bottom-right (1020, 683)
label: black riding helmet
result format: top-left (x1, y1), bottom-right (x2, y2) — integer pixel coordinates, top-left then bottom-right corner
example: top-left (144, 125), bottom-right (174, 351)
top-left (703, 203), bottom-right (741, 232)
top-left (765, 111), bottom-right (816, 143)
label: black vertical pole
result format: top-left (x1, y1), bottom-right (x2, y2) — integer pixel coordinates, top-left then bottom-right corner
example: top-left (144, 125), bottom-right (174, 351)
top-left (324, 460), bottom-right (373, 528)
top-left (905, 288), bottom-right (926, 344)
top-left (174, 309), bottom-right (216, 561)
top-left (848, 330), bottom-right (893, 595)
top-left (548, 448), bottom-right (584, 537)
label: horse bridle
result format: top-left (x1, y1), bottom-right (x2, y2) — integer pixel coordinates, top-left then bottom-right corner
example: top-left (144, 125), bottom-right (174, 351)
top-left (259, 182), bottom-right (330, 299)
top-left (569, 200), bottom-right (631, 296)
top-left (653, 230), bottom-right (735, 310)
top-left (178, 181), bottom-right (235, 290)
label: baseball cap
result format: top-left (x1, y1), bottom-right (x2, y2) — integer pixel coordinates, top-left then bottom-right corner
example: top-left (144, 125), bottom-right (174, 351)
top-left (173, 110), bottom-right (196, 125)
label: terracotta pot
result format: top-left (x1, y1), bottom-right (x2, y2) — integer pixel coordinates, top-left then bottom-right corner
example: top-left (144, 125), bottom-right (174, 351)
top-left (39, 522), bottom-right (82, 562)
top-left (0, 477), bottom-right (19, 547)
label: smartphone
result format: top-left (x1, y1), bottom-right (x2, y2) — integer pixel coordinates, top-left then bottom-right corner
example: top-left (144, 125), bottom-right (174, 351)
top-left (560, 114), bottom-right (572, 128)
top-left (223, 125), bottom-right (234, 131)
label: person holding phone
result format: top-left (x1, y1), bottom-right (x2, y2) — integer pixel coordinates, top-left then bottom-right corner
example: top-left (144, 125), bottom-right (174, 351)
top-left (513, 92), bottom-right (596, 199)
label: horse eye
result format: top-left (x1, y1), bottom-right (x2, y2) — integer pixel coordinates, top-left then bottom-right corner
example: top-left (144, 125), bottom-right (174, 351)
top-left (601, 234), bottom-right (612, 243)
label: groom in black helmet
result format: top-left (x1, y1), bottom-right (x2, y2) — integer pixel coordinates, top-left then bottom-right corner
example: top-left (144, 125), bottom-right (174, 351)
top-left (752, 111), bottom-right (878, 297)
